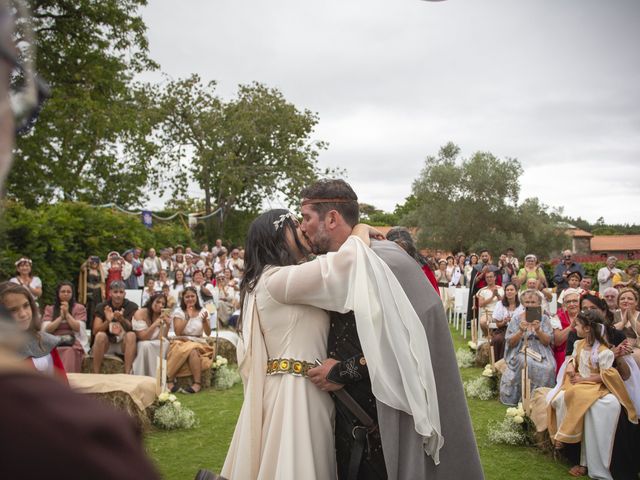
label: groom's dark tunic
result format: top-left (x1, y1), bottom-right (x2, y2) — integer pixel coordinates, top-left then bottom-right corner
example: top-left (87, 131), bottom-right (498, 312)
top-left (327, 240), bottom-right (484, 480)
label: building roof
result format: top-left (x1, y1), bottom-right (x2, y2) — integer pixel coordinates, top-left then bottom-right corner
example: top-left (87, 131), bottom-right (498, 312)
top-left (591, 235), bottom-right (640, 252)
top-left (565, 228), bottom-right (593, 238)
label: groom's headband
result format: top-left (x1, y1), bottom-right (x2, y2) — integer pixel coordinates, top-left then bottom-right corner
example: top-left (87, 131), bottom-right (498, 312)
top-left (301, 197), bottom-right (356, 206)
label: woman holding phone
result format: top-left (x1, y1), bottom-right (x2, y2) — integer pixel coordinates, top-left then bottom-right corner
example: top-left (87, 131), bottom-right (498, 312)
top-left (131, 293), bottom-right (171, 377)
top-left (500, 289), bottom-right (556, 406)
top-left (166, 286), bottom-right (213, 393)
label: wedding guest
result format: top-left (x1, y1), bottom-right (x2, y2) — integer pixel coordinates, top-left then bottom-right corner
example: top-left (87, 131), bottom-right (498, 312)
top-left (41, 282), bottom-right (88, 373)
top-left (603, 287), bottom-right (619, 312)
top-left (91, 281), bottom-right (138, 374)
top-left (557, 271), bottom-right (584, 305)
top-left (103, 251), bottom-right (128, 299)
top-left (211, 238), bottom-right (223, 257)
top-left (133, 247), bottom-right (145, 288)
top-left (613, 264), bottom-right (640, 291)
top-left (132, 293), bottom-right (171, 377)
top-left (500, 289), bottom-right (556, 405)
top-left (213, 250), bottom-right (230, 276)
top-left (216, 273), bottom-right (238, 328)
top-left (173, 253), bottom-right (186, 272)
top-left (580, 276), bottom-right (593, 292)
top-left (154, 269), bottom-right (173, 292)
top-left (141, 278), bottom-right (157, 307)
top-left (173, 269), bottom-right (187, 299)
top-left (10, 257), bottom-right (42, 301)
top-left (159, 249), bottom-right (174, 278)
top-left (598, 256), bottom-right (622, 294)
top-left (0, 282), bottom-right (66, 380)
top-left (229, 248), bottom-right (245, 280)
top-left (465, 253), bottom-right (479, 285)
top-left (143, 248), bottom-right (162, 282)
top-left (78, 256), bottom-right (105, 331)
top-left (183, 254), bottom-right (197, 282)
top-left (166, 287), bottom-right (213, 394)
top-left (122, 249), bottom-right (139, 290)
top-left (516, 254), bottom-right (547, 290)
top-left (505, 247), bottom-right (519, 272)
top-left (203, 266), bottom-right (216, 284)
top-left (491, 283), bottom-right (523, 361)
top-left (553, 250), bottom-right (585, 295)
top-left (551, 288), bottom-right (581, 372)
top-left (476, 270), bottom-right (504, 337)
top-left (615, 288), bottom-right (640, 368)
top-left (497, 253), bottom-right (515, 286)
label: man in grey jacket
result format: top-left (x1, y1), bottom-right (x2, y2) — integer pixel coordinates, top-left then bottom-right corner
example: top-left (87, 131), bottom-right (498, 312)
top-left (304, 179), bottom-right (483, 480)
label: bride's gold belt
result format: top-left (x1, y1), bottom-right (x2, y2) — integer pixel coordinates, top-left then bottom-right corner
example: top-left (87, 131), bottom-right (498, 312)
top-left (266, 358), bottom-right (314, 377)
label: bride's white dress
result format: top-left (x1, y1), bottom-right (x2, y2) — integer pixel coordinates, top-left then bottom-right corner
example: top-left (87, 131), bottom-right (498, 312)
top-left (221, 267), bottom-right (336, 480)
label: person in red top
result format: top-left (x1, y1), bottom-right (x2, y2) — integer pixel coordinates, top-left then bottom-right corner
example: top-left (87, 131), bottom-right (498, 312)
top-left (0, 282), bottom-right (67, 382)
top-left (386, 227), bottom-right (440, 295)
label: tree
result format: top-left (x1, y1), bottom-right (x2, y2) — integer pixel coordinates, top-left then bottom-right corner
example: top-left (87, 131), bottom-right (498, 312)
top-left (7, 0), bottom-right (159, 207)
top-left (402, 142), bottom-right (568, 258)
top-left (154, 75), bottom-right (332, 236)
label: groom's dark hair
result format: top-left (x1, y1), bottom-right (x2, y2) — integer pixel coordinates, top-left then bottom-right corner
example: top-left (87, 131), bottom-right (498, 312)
top-left (301, 179), bottom-right (359, 227)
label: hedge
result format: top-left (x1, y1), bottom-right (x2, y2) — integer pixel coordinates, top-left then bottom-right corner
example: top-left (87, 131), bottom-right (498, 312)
top-left (0, 201), bottom-right (195, 305)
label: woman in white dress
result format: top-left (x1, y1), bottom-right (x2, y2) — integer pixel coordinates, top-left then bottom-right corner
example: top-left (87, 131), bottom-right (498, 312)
top-left (222, 210), bottom-right (443, 480)
top-left (131, 293), bottom-right (171, 377)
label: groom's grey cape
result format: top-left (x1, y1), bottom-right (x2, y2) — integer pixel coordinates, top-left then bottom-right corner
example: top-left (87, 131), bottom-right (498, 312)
top-left (371, 240), bottom-right (484, 480)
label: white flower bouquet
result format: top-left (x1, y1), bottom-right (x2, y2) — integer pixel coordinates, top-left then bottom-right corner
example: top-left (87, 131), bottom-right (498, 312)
top-left (153, 391), bottom-right (198, 430)
top-left (487, 403), bottom-right (533, 445)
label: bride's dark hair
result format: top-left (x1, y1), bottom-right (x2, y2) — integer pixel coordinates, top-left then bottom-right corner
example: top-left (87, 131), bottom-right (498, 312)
top-left (239, 209), bottom-right (309, 322)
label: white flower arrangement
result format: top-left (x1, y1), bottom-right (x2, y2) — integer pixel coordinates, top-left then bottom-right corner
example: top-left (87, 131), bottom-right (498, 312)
top-left (482, 363), bottom-right (496, 377)
top-left (487, 403), bottom-right (532, 445)
top-left (212, 355), bottom-right (229, 369)
top-left (213, 363), bottom-right (242, 390)
top-left (153, 391), bottom-right (198, 430)
top-left (468, 341), bottom-right (478, 351)
top-left (456, 348), bottom-right (475, 369)
top-left (464, 376), bottom-right (497, 400)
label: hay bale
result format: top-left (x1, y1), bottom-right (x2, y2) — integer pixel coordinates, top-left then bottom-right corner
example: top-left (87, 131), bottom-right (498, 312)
top-left (532, 429), bottom-right (553, 453)
top-left (475, 342), bottom-right (491, 367)
top-left (88, 390), bottom-right (152, 430)
top-left (206, 337), bottom-right (237, 365)
top-left (81, 355), bottom-right (124, 374)
top-left (175, 368), bottom-right (213, 390)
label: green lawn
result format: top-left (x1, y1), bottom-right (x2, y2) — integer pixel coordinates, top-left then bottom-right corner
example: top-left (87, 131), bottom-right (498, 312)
top-left (146, 326), bottom-right (570, 479)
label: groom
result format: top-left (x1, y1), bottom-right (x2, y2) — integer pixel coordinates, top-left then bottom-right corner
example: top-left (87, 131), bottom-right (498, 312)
top-left (304, 179), bottom-right (484, 480)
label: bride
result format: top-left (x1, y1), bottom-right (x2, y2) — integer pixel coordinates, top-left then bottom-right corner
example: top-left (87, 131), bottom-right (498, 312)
top-left (222, 209), bottom-right (442, 480)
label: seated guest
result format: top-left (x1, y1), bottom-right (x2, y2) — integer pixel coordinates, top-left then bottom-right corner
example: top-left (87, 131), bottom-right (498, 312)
top-left (213, 250), bottom-right (230, 276)
top-left (613, 264), bottom-right (640, 292)
top-left (465, 253), bottom-right (479, 285)
top-left (491, 283), bottom-right (523, 361)
top-left (500, 289), bottom-right (556, 406)
top-left (131, 293), bottom-right (171, 377)
top-left (143, 248), bottom-right (162, 283)
top-left (524, 277), bottom-right (552, 316)
top-left (191, 269), bottom-right (217, 327)
top-left (154, 269), bottom-right (173, 293)
top-left (41, 282), bottom-right (88, 373)
top-left (598, 257), bottom-right (622, 294)
top-left (548, 310), bottom-right (637, 479)
top-left (0, 282), bottom-right (66, 380)
top-left (203, 266), bottom-right (215, 285)
top-left (78, 256), bottom-right (106, 332)
top-left (166, 287), bottom-right (213, 394)
top-left (91, 281), bottom-right (138, 374)
top-left (603, 287), bottom-right (619, 312)
top-left (141, 277), bottom-right (157, 307)
top-left (615, 288), bottom-right (640, 368)
top-left (476, 270), bottom-right (504, 337)
top-left (551, 288), bottom-right (581, 372)
top-left (557, 271), bottom-right (583, 305)
top-left (172, 269), bottom-right (187, 298)
top-left (183, 254), bottom-right (197, 282)
top-left (580, 276), bottom-right (593, 292)
top-left (228, 248), bottom-right (244, 281)
top-left (10, 256), bottom-right (43, 302)
top-left (216, 273), bottom-right (238, 328)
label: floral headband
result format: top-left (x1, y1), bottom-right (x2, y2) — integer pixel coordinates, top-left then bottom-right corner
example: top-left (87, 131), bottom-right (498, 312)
top-left (273, 212), bottom-right (298, 231)
top-left (14, 257), bottom-right (32, 266)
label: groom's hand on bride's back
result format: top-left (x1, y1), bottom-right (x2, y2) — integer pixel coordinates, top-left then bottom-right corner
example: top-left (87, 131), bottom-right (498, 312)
top-left (308, 358), bottom-right (344, 392)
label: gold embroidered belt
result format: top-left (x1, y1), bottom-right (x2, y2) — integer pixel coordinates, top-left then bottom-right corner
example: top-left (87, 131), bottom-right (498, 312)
top-left (266, 358), bottom-right (314, 377)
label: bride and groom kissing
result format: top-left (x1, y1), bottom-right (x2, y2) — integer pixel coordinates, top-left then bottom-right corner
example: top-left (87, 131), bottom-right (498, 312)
top-left (221, 179), bottom-right (484, 480)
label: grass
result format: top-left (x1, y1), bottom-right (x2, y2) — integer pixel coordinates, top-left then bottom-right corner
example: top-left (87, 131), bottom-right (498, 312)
top-left (146, 326), bottom-right (570, 479)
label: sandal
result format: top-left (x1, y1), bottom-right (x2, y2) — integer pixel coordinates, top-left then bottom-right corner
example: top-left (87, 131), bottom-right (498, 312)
top-left (569, 465), bottom-right (587, 477)
top-left (169, 381), bottom-right (180, 394)
top-left (184, 382), bottom-right (201, 394)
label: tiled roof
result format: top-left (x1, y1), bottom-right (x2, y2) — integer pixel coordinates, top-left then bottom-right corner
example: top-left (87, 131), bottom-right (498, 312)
top-left (565, 228), bottom-right (593, 238)
top-left (591, 235), bottom-right (640, 251)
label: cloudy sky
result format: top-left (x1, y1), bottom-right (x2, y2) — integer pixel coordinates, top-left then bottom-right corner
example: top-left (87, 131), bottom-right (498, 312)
top-left (141, 0), bottom-right (640, 224)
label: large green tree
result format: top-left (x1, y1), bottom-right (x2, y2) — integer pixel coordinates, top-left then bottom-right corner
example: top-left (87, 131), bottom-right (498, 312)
top-left (7, 0), bottom-right (159, 207)
top-left (402, 142), bottom-right (568, 258)
top-left (154, 75), bottom-right (331, 236)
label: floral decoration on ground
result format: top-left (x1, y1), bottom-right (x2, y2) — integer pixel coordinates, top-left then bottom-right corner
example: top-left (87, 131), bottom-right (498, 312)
top-left (153, 392), bottom-right (198, 430)
top-left (212, 355), bottom-right (242, 390)
top-left (487, 403), bottom-right (534, 446)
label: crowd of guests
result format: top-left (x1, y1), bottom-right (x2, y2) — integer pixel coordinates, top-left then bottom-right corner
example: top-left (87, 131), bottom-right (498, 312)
top-left (0, 241), bottom-right (244, 395)
top-left (422, 246), bottom-right (640, 480)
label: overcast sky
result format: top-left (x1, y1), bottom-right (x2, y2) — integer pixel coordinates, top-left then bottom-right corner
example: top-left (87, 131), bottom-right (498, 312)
top-left (141, 0), bottom-right (640, 224)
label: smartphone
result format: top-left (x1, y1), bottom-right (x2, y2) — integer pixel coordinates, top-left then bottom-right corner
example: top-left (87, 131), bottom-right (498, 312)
top-left (161, 308), bottom-right (172, 317)
top-left (525, 306), bottom-right (542, 323)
